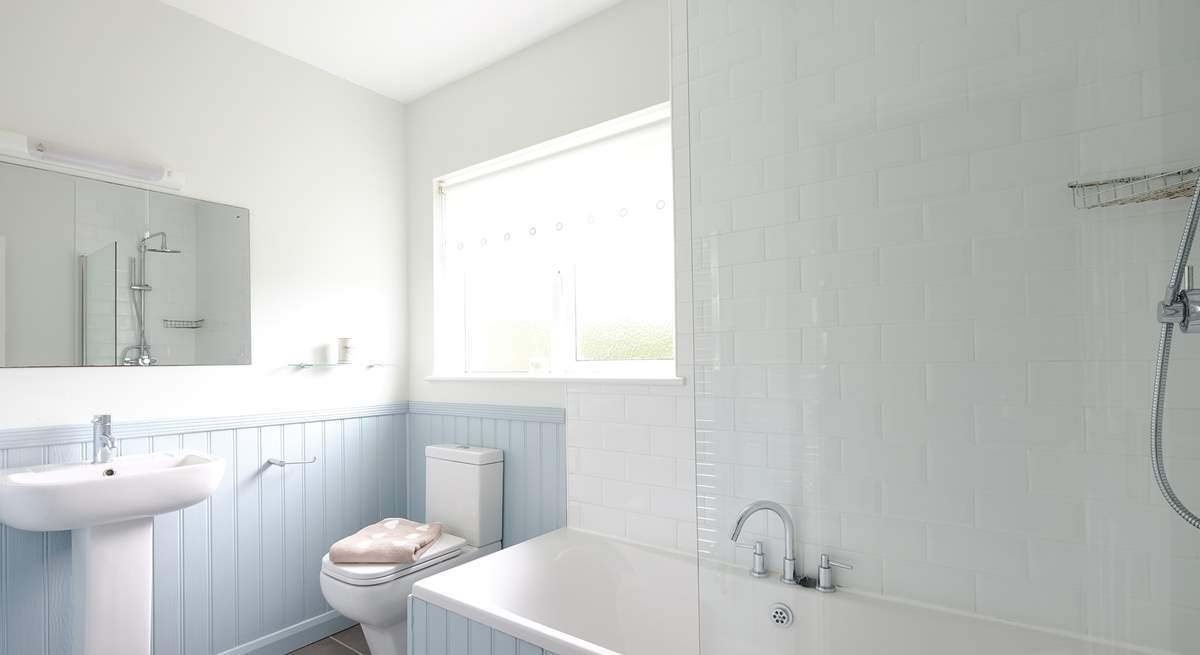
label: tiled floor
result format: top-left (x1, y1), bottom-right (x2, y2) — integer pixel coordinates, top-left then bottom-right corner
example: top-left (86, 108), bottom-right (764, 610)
top-left (289, 624), bottom-right (371, 654)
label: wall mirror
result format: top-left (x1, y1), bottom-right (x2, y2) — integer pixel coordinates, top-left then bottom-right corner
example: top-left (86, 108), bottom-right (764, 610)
top-left (0, 160), bottom-right (250, 367)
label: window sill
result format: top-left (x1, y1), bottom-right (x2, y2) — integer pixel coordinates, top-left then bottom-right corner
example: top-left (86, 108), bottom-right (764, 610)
top-left (425, 374), bottom-right (686, 386)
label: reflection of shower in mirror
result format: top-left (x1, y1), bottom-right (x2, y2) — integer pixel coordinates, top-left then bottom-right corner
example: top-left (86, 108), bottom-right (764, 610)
top-left (121, 230), bottom-right (182, 366)
top-left (2, 141), bottom-right (249, 371)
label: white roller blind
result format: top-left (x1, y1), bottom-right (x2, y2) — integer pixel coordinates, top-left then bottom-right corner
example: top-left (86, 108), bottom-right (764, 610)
top-left (436, 107), bottom-right (674, 374)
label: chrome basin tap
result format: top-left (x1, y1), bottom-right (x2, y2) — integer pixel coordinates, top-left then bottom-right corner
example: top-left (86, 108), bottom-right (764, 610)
top-left (92, 414), bottom-right (116, 464)
top-left (730, 500), bottom-right (799, 584)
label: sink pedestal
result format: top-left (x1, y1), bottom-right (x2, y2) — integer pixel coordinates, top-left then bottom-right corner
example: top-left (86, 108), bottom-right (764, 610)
top-left (0, 450), bottom-right (225, 654)
top-left (71, 518), bottom-right (153, 655)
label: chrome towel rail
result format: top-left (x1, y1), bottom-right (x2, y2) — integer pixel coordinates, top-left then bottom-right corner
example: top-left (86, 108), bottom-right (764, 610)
top-left (266, 457), bottom-right (317, 467)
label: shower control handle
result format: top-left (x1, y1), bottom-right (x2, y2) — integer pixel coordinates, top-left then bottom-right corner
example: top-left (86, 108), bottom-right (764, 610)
top-left (1179, 267), bottom-right (1200, 334)
top-left (1158, 266), bottom-right (1200, 333)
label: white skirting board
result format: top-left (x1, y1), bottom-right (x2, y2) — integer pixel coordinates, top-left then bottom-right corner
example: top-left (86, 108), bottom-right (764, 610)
top-left (219, 610), bottom-right (355, 655)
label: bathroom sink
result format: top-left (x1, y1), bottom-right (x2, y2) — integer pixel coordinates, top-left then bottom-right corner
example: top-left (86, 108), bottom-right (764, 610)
top-left (0, 448), bottom-right (225, 654)
top-left (0, 449), bottom-right (225, 532)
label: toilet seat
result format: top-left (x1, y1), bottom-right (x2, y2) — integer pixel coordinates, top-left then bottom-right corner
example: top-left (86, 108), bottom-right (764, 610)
top-left (320, 533), bottom-right (467, 586)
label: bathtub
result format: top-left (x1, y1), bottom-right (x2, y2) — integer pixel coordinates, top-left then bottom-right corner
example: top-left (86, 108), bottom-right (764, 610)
top-left (410, 528), bottom-right (1158, 655)
top-left (412, 528), bottom-right (698, 655)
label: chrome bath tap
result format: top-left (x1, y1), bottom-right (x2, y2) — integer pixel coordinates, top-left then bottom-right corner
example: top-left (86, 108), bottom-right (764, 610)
top-left (92, 414), bottom-right (116, 463)
top-left (815, 553), bottom-right (853, 592)
top-left (730, 500), bottom-right (799, 584)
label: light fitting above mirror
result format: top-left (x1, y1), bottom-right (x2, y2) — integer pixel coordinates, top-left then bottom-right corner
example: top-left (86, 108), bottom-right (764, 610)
top-left (0, 129), bottom-right (183, 191)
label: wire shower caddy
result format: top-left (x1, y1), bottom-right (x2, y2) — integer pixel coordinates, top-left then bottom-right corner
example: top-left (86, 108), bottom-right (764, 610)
top-left (162, 318), bottom-right (204, 329)
top-left (1069, 166), bottom-right (1200, 209)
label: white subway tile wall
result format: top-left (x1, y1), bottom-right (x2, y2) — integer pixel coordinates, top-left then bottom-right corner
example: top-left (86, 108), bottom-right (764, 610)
top-left (567, 381), bottom-right (698, 551)
top-left (680, 0), bottom-right (1200, 652)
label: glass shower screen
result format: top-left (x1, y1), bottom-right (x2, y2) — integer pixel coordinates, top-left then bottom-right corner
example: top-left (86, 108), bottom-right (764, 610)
top-left (683, 1), bottom-right (1200, 653)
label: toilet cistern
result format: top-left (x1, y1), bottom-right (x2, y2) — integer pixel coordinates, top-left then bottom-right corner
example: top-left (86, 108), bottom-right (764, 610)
top-left (730, 500), bottom-right (800, 585)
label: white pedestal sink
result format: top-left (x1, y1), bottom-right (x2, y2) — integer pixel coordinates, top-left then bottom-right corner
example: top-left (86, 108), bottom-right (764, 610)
top-left (0, 450), bottom-right (225, 655)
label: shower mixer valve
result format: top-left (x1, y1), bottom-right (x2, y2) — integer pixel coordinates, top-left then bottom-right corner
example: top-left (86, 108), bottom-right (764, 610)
top-left (1158, 265), bottom-right (1200, 333)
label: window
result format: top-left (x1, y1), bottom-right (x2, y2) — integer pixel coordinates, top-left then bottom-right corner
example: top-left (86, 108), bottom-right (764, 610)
top-left (433, 103), bottom-right (675, 379)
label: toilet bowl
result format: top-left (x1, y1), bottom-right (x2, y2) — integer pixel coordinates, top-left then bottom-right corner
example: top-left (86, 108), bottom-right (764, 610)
top-left (319, 445), bottom-right (504, 655)
top-left (319, 534), bottom-right (501, 654)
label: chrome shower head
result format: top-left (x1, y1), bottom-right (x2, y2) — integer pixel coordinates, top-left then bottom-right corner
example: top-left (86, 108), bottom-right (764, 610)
top-left (139, 231), bottom-right (181, 254)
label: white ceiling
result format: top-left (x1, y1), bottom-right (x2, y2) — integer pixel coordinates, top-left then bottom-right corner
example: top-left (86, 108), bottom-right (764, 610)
top-left (159, 0), bottom-right (624, 102)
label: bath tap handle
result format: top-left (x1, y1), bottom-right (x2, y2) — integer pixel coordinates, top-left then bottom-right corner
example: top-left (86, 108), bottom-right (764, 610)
top-left (816, 554), bottom-right (852, 593)
top-left (735, 541), bottom-right (768, 578)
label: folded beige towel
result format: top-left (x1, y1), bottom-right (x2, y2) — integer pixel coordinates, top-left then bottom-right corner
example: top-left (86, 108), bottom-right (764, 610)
top-left (330, 518), bottom-right (443, 564)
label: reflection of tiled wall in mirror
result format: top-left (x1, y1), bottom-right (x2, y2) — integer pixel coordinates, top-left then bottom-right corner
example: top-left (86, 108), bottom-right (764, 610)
top-left (195, 202), bottom-right (250, 365)
top-left (145, 192), bottom-right (199, 365)
top-left (75, 177), bottom-right (148, 359)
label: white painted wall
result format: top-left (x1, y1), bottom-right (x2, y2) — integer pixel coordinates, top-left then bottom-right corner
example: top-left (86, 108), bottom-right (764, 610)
top-left (405, 0), bottom-right (671, 408)
top-left (0, 0), bottom-right (406, 426)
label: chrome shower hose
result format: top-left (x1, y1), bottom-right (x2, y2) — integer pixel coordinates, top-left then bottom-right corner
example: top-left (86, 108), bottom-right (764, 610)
top-left (1152, 322), bottom-right (1200, 529)
top-left (1152, 181), bottom-right (1200, 530)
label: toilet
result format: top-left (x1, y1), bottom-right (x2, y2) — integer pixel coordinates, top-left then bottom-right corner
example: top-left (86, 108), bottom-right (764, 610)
top-left (319, 445), bottom-right (503, 655)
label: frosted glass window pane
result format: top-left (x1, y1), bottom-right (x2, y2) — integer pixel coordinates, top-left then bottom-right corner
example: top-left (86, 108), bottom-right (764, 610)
top-left (464, 261), bottom-right (556, 373)
top-left (575, 202), bottom-right (674, 362)
top-left (440, 110), bottom-right (674, 374)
